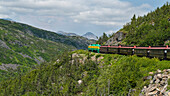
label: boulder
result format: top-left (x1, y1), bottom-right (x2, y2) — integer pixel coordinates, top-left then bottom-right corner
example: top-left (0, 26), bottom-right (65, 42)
top-left (78, 80), bottom-right (83, 85)
top-left (155, 79), bottom-right (160, 84)
top-left (157, 69), bottom-right (162, 73)
top-left (149, 72), bottom-right (154, 75)
top-left (148, 90), bottom-right (158, 95)
top-left (160, 80), bottom-right (165, 86)
top-left (148, 86), bottom-right (157, 92)
top-left (167, 69), bottom-right (170, 72)
top-left (157, 74), bottom-right (162, 79)
top-left (150, 80), bottom-right (153, 84)
top-left (147, 76), bottom-right (152, 80)
top-left (162, 75), bottom-right (168, 78)
top-left (163, 69), bottom-right (167, 72)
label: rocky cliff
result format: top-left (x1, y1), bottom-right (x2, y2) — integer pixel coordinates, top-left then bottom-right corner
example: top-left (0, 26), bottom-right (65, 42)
top-left (105, 32), bottom-right (126, 45)
top-left (140, 69), bottom-right (170, 96)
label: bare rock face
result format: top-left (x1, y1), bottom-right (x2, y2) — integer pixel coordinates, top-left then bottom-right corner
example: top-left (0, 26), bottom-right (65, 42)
top-left (72, 53), bottom-right (79, 58)
top-left (34, 56), bottom-right (45, 65)
top-left (91, 55), bottom-right (96, 61)
top-left (0, 64), bottom-right (20, 71)
top-left (105, 32), bottom-right (126, 45)
top-left (71, 53), bottom-right (88, 64)
top-left (140, 69), bottom-right (170, 96)
top-left (97, 56), bottom-right (104, 61)
top-left (0, 39), bottom-right (10, 49)
top-left (18, 53), bottom-right (32, 58)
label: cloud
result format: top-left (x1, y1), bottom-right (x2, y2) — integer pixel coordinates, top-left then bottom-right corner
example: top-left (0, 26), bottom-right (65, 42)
top-left (71, 3), bottom-right (151, 26)
top-left (0, 0), bottom-right (153, 35)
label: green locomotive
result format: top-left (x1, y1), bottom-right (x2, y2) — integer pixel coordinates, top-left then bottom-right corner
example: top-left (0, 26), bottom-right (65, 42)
top-left (88, 44), bottom-right (101, 53)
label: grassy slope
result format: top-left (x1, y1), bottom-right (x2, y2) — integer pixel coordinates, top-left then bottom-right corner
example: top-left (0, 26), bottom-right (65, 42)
top-left (0, 50), bottom-right (169, 95)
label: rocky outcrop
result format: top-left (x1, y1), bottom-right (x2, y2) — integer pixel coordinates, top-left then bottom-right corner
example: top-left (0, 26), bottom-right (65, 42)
top-left (18, 53), bottom-right (44, 64)
top-left (140, 69), bottom-right (170, 96)
top-left (34, 56), bottom-right (45, 64)
top-left (0, 64), bottom-right (20, 71)
top-left (71, 53), bottom-right (104, 64)
top-left (71, 53), bottom-right (87, 64)
top-left (0, 39), bottom-right (10, 49)
top-left (18, 53), bottom-right (32, 58)
top-left (105, 32), bottom-right (126, 45)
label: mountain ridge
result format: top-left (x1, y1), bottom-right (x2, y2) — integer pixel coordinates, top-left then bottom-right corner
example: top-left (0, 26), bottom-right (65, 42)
top-left (82, 32), bottom-right (98, 40)
top-left (57, 31), bottom-right (79, 36)
top-left (0, 19), bottom-right (95, 49)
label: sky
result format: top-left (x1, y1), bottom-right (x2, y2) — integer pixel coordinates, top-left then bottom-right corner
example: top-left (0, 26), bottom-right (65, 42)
top-left (0, 0), bottom-right (168, 36)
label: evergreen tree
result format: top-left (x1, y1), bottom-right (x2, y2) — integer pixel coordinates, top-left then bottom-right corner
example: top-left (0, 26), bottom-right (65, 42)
top-left (96, 33), bottom-right (108, 45)
top-left (121, 3), bottom-right (170, 46)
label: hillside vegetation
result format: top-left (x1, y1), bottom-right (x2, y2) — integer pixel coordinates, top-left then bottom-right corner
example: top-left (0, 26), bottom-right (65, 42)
top-left (0, 19), bottom-right (95, 49)
top-left (0, 3), bottom-right (169, 96)
top-left (103, 3), bottom-right (170, 46)
top-left (0, 19), bottom-right (95, 81)
top-left (0, 50), bottom-right (169, 95)
top-left (121, 3), bottom-right (170, 46)
top-left (0, 19), bottom-right (77, 81)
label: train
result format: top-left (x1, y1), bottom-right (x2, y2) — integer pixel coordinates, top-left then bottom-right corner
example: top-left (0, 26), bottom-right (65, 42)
top-left (88, 44), bottom-right (170, 60)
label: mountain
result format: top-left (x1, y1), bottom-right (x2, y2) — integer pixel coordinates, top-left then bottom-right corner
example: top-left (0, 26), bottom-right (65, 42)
top-left (0, 19), bottom-right (95, 81)
top-left (82, 32), bottom-right (98, 40)
top-left (106, 3), bottom-right (170, 46)
top-left (23, 27), bottom-right (95, 49)
top-left (57, 31), bottom-right (79, 36)
top-left (57, 31), bottom-right (98, 40)
top-left (0, 19), bottom-right (95, 49)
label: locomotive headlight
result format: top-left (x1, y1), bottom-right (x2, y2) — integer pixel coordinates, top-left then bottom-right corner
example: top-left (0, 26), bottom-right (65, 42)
top-left (164, 50), bottom-right (167, 53)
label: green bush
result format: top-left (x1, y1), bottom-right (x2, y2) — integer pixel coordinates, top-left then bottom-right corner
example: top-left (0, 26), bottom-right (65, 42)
top-left (0, 51), bottom-right (169, 95)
